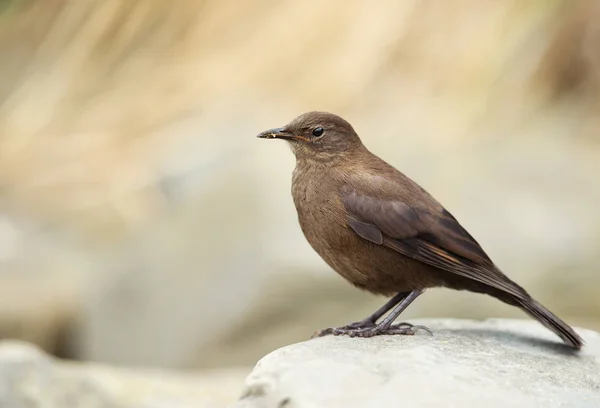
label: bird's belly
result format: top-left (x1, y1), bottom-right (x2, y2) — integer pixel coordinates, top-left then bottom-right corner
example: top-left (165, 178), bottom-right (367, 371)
top-left (300, 217), bottom-right (439, 296)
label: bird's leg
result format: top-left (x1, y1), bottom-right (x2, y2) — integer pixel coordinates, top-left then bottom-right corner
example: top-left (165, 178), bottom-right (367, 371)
top-left (311, 291), bottom-right (411, 338)
top-left (352, 289), bottom-right (430, 337)
top-left (317, 289), bottom-right (431, 338)
top-left (341, 291), bottom-right (411, 329)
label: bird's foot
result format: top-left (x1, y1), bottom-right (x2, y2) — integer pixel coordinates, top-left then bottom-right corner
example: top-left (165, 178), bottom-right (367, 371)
top-left (383, 322), bottom-right (433, 336)
top-left (311, 318), bottom-right (376, 338)
top-left (312, 322), bottom-right (432, 339)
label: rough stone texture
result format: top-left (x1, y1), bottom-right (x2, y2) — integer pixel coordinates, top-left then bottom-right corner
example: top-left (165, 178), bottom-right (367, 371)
top-left (237, 319), bottom-right (600, 408)
top-left (0, 340), bottom-right (248, 408)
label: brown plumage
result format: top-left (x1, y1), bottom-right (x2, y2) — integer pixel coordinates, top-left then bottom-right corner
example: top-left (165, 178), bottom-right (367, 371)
top-left (257, 111), bottom-right (583, 349)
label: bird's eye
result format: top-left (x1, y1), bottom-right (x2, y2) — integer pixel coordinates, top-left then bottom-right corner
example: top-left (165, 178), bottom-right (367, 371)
top-left (312, 127), bottom-right (324, 137)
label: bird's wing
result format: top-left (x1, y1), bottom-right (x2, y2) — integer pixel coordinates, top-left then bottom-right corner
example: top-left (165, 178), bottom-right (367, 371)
top-left (342, 185), bottom-right (524, 298)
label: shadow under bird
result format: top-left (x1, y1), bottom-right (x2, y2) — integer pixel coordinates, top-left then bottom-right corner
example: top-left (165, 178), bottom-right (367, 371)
top-left (257, 111), bottom-right (583, 349)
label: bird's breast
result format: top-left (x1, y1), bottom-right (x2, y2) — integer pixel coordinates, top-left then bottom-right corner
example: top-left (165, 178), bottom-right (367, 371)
top-left (291, 165), bottom-right (347, 245)
top-left (291, 164), bottom-right (370, 280)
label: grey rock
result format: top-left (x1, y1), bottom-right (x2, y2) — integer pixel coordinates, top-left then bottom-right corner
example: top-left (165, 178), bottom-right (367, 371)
top-left (237, 319), bottom-right (600, 408)
top-left (0, 340), bottom-right (249, 408)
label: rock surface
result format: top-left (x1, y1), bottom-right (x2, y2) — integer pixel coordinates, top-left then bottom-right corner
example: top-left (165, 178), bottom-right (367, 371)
top-left (0, 340), bottom-right (248, 408)
top-left (237, 319), bottom-right (600, 408)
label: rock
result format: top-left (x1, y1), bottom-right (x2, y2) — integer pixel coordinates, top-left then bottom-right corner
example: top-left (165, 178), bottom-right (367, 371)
top-left (73, 161), bottom-right (270, 369)
top-left (237, 319), bottom-right (600, 408)
top-left (0, 340), bottom-right (249, 408)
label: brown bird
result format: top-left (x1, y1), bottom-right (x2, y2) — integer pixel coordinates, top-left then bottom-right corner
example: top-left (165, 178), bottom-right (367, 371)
top-left (257, 111), bottom-right (583, 349)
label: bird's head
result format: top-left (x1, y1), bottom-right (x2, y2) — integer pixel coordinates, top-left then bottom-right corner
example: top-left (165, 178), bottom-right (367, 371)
top-left (257, 111), bottom-right (363, 160)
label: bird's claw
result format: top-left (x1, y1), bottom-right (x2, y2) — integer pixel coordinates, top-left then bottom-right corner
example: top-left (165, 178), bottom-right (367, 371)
top-left (312, 322), bottom-right (432, 339)
top-left (387, 322), bottom-right (433, 336)
top-left (310, 320), bottom-right (375, 338)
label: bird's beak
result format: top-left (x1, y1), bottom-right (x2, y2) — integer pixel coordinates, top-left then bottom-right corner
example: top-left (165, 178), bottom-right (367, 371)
top-left (256, 127), bottom-right (309, 142)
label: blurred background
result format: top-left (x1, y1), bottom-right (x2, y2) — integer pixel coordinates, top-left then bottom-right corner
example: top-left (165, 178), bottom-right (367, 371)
top-left (0, 0), bottom-right (599, 377)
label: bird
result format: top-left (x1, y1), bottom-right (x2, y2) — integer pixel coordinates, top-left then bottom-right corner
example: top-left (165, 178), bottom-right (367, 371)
top-left (256, 111), bottom-right (583, 349)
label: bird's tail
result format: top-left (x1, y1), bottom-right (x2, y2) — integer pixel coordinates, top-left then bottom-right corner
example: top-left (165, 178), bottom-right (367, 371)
top-left (441, 270), bottom-right (583, 349)
top-left (469, 277), bottom-right (584, 349)
top-left (514, 296), bottom-right (583, 349)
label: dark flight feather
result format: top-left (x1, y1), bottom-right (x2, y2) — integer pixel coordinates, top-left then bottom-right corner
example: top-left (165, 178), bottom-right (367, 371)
top-left (343, 188), bottom-right (526, 298)
top-left (342, 185), bottom-right (583, 348)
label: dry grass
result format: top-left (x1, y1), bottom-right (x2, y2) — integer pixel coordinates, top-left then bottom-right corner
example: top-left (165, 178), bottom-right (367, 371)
top-left (1, 1), bottom-right (598, 238)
